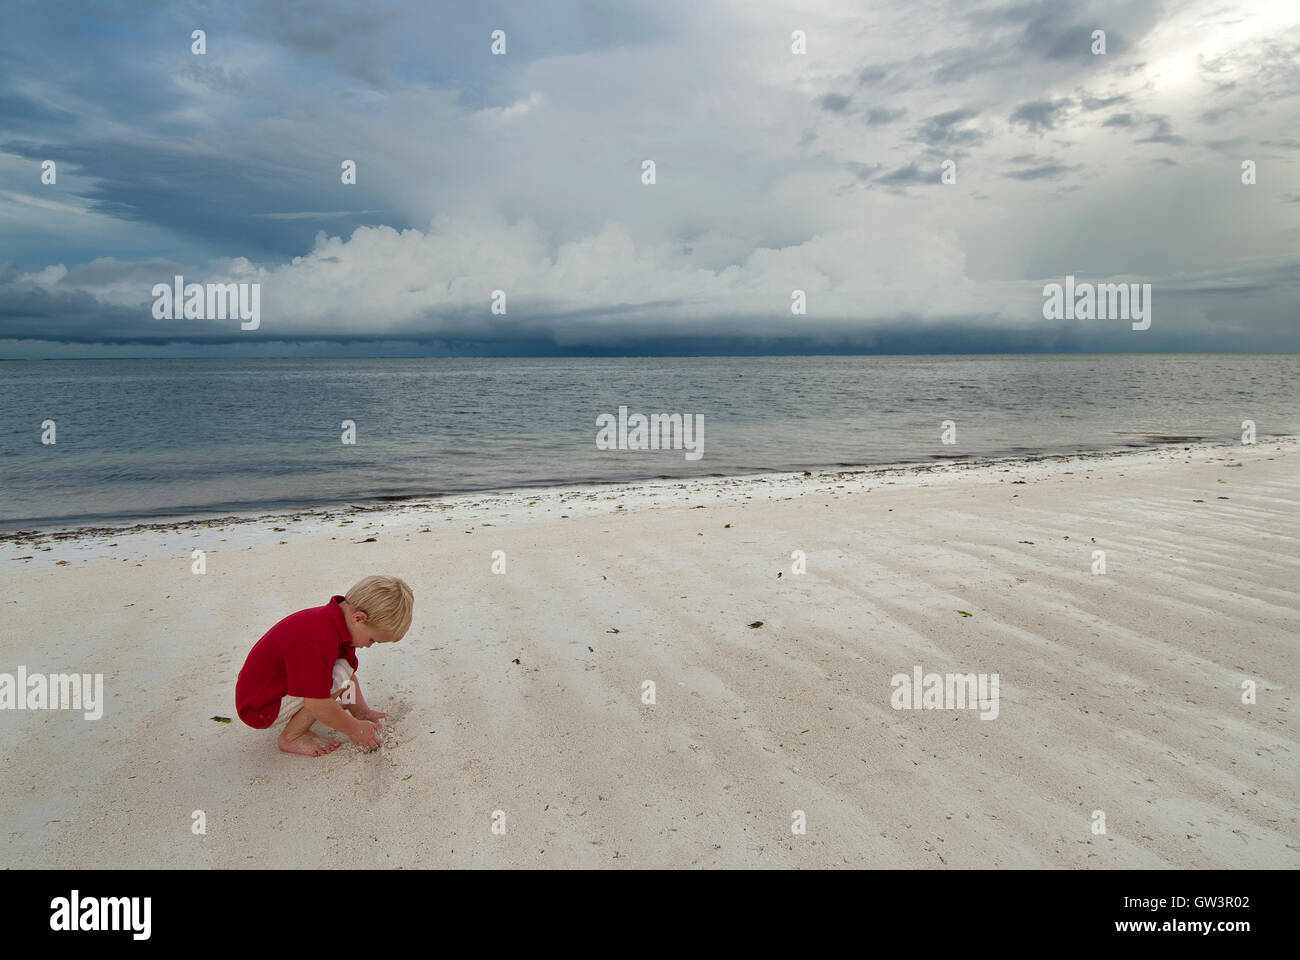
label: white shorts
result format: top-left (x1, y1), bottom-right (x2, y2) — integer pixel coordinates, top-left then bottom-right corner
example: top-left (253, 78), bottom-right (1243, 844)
top-left (273, 659), bottom-right (356, 729)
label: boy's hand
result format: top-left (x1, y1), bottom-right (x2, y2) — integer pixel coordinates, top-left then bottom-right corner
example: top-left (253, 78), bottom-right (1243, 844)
top-left (349, 719), bottom-right (382, 751)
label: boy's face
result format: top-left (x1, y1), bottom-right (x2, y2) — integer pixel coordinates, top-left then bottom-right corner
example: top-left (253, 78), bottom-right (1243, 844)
top-left (344, 610), bottom-right (394, 648)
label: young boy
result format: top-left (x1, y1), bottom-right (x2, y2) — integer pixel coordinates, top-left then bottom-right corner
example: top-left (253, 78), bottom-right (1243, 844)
top-left (235, 575), bottom-right (414, 756)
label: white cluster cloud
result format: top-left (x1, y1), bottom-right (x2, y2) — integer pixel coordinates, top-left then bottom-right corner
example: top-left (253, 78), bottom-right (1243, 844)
top-left (21, 213), bottom-right (1023, 339)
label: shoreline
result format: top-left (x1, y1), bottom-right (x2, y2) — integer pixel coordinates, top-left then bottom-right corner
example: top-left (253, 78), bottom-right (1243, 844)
top-left (1, 429), bottom-right (1295, 868)
top-left (1, 437), bottom-right (1291, 551)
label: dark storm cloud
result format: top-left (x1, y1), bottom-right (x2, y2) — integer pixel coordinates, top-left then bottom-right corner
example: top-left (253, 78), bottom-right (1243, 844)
top-left (0, 91), bottom-right (78, 129)
top-left (1205, 136), bottom-right (1248, 151)
top-left (1081, 94), bottom-right (1128, 110)
top-left (1, 137), bottom-right (403, 259)
top-left (952, 0), bottom-right (1165, 73)
top-left (1009, 98), bottom-right (1073, 132)
top-left (1021, 17), bottom-right (1116, 61)
top-left (1003, 162), bottom-right (1072, 180)
top-left (817, 93), bottom-right (852, 113)
top-left (0, 272), bottom-right (170, 342)
top-left (241, 0), bottom-right (402, 86)
top-left (1137, 115), bottom-right (1186, 145)
top-left (913, 109), bottom-right (986, 147)
top-left (865, 107), bottom-right (906, 126)
top-left (845, 161), bottom-right (883, 182)
top-left (928, 46), bottom-right (1015, 85)
top-left (235, 0), bottom-right (680, 94)
top-left (875, 163), bottom-right (936, 187)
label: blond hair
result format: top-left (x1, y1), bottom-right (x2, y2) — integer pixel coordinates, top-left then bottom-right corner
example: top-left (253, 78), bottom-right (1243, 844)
top-left (345, 575), bottom-right (414, 640)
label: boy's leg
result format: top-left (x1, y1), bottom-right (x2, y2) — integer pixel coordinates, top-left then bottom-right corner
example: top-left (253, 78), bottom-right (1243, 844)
top-left (330, 659), bottom-right (356, 703)
top-left (277, 703), bottom-right (342, 756)
top-left (275, 660), bottom-right (357, 756)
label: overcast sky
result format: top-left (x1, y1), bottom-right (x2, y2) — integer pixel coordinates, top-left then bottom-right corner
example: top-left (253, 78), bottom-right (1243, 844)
top-left (1, 0), bottom-right (1298, 356)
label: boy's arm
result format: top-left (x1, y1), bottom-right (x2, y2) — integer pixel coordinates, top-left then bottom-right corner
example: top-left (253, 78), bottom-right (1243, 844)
top-left (304, 697), bottom-right (380, 748)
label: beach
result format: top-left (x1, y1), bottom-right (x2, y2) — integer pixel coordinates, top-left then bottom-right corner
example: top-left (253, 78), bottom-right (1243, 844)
top-left (1, 439), bottom-right (1296, 869)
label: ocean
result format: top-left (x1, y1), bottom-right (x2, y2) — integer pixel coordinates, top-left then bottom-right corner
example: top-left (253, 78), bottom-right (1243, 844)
top-left (1, 354), bottom-right (1296, 529)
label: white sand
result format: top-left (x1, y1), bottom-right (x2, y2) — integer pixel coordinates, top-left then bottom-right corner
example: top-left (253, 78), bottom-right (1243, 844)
top-left (1, 440), bottom-right (1297, 868)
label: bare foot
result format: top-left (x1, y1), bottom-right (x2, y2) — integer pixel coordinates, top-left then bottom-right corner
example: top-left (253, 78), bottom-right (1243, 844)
top-left (278, 729), bottom-right (342, 756)
top-left (346, 706), bottom-right (387, 726)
